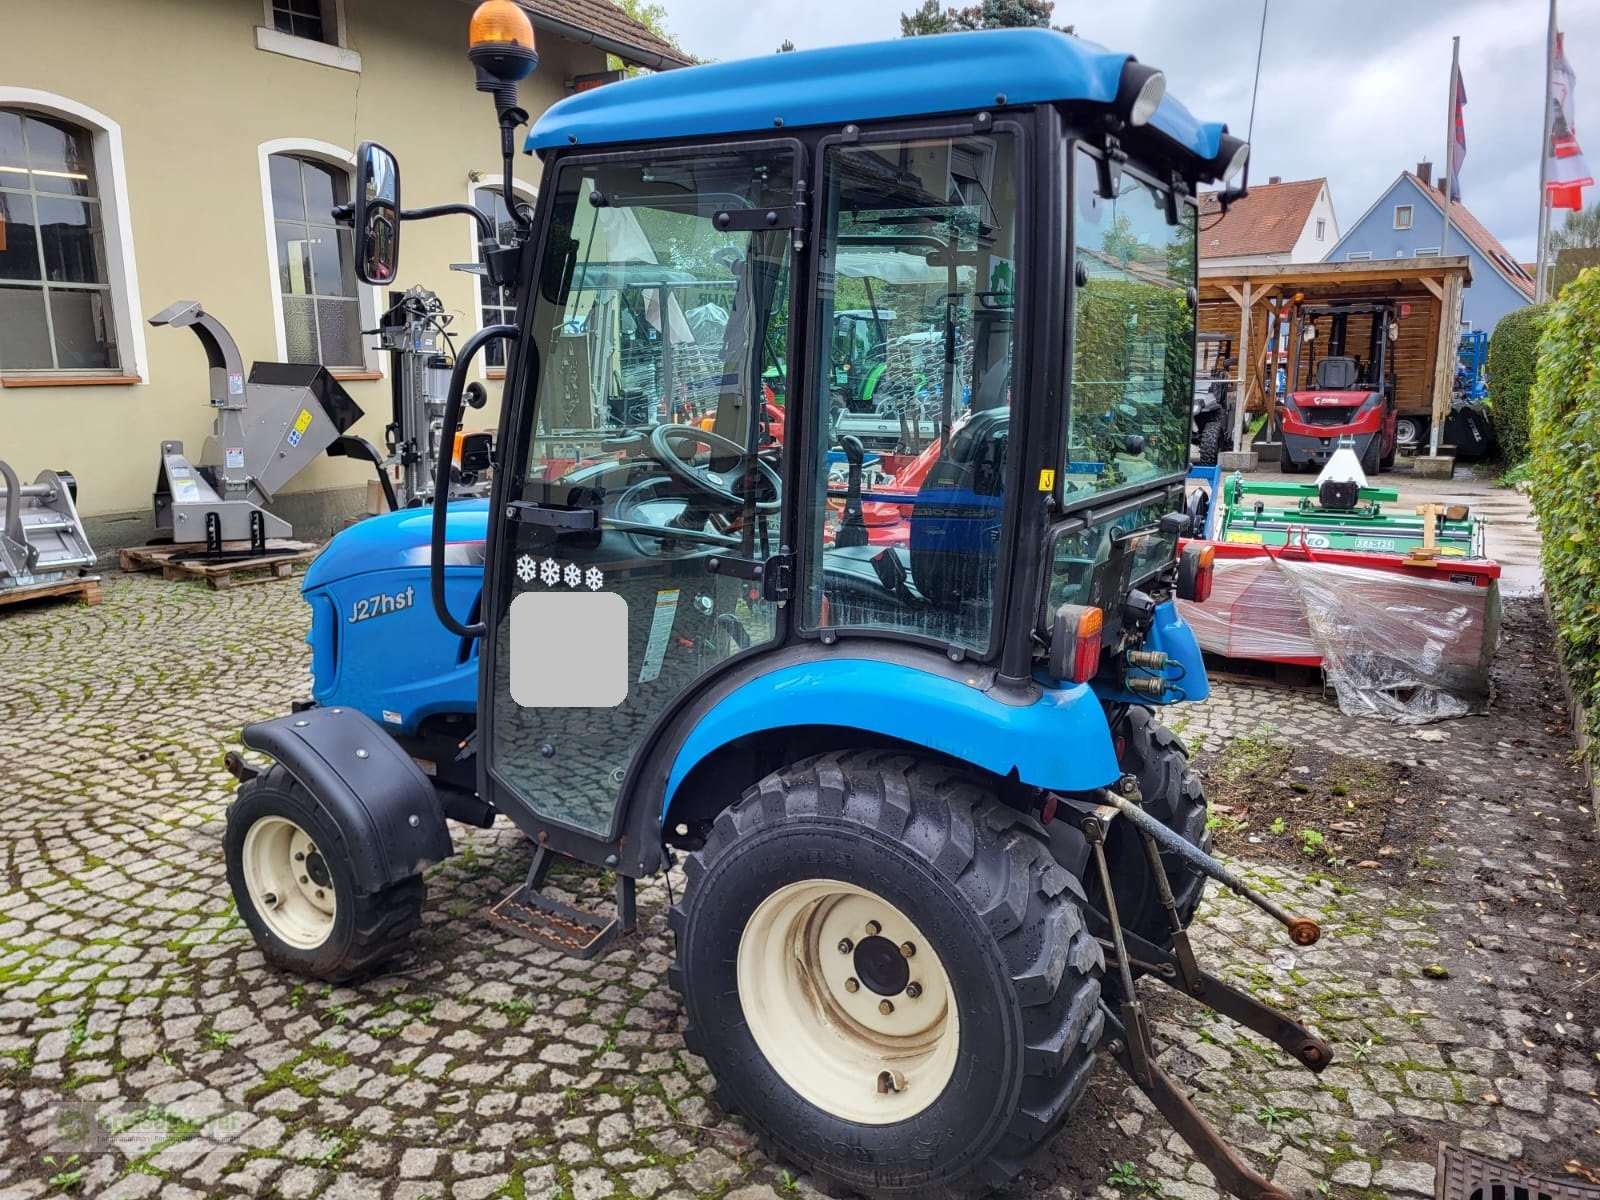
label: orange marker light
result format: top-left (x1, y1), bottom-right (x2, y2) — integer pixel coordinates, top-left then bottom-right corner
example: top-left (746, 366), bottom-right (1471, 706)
top-left (1051, 603), bottom-right (1104, 684)
top-left (469, 0), bottom-right (535, 52)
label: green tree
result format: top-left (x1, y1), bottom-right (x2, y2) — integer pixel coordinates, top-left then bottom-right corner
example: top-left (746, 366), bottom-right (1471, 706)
top-left (902, 0), bottom-right (1068, 34)
top-left (1550, 205), bottom-right (1600, 252)
top-left (776, 39), bottom-right (796, 52)
top-left (900, 0), bottom-right (952, 35)
top-left (1487, 304), bottom-right (1549, 464)
top-left (607, 0), bottom-right (687, 70)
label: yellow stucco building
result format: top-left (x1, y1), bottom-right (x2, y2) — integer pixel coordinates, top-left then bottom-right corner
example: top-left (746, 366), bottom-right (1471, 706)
top-left (0, 0), bottom-right (687, 546)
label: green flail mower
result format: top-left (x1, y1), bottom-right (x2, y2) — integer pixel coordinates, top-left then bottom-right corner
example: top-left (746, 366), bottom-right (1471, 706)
top-left (1211, 471), bottom-right (1484, 559)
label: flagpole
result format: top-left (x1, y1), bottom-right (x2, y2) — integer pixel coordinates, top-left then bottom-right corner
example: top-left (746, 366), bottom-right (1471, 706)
top-left (1536, 0), bottom-right (1558, 302)
top-left (1430, 35), bottom-right (1460, 460)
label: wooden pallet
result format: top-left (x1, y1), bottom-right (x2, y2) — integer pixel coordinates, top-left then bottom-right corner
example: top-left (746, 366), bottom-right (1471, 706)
top-left (0, 574), bottom-right (102, 611)
top-left (119, 540), bottom-right (318, 591)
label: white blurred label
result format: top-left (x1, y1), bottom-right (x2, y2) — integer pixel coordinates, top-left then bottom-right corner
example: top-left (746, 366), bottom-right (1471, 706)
top-left (509, 591), bottom-right (628, 708)
top-left (638, 589), bottom-right (680, 684)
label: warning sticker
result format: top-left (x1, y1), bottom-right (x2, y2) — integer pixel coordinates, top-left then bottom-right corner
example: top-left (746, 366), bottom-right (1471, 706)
top-left (173, 479), bottom-right (200, 502)
top-left (287, 408), bottom-right (313, 448)
top-left (638, 589), bottom-right (680, 684)
top-left (1225, 531), bottom-right (1264, 545)
top-left (228, 372), bottom-right (244, 396)
top-left (225, 447), bottom-right (245, 470)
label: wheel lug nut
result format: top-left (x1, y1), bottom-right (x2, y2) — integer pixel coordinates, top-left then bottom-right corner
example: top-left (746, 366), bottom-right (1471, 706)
top-left (837, 938), bottom-right (853, 955)
top-left (316, 889), bottom-right (325, 899)
top-left (906, 982), bottom-right (922, 999)
top-left (295, 852), bottom-right (305, 862)
top-left (900, 941), bottom-right (916, 958)
top-left (865, 920), bottom-right (881, 936)
top-left (844, 978), bottom-right (859, 993)
top-left (878, 999), bottom-right (894, 1015)
top-left (300, 875), bottom-right (309, 884)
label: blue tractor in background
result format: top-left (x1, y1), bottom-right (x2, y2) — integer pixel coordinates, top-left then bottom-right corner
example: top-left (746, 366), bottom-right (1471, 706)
top-left (220, 9), bottom-right (1329, 1197)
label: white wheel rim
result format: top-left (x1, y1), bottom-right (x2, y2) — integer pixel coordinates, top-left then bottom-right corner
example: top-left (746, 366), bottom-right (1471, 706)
top-left (241, 816), bottom-right (337, 949)
top-left (736, 880), bottom-right (959, 1125)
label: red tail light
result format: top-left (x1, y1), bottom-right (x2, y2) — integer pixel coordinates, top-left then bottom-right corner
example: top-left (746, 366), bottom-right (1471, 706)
top-left (1178, 544), bottom-right (1215, 603)
top-left (1050, 603), bottom-right (1104, 683)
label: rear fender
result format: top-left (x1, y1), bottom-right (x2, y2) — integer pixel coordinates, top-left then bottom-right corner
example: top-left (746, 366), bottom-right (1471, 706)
top-left (662, 659), bottom-right (1121, 813)
top-left (241, 706), bottom-right (453, 893)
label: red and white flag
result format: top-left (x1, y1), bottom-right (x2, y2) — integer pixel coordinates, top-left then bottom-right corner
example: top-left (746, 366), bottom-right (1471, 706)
top-left (1447, 71), bottom-right (1467, 202)
top-left (1548, 31), bottom-right (1594, 211)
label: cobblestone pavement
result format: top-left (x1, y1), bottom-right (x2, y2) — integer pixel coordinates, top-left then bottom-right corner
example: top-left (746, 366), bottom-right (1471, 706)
top-left (1, 574), bottom-right (1593, 1200)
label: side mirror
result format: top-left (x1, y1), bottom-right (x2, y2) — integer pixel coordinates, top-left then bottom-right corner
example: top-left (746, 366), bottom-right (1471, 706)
top-left (353, 141), bottom-right (401, 286)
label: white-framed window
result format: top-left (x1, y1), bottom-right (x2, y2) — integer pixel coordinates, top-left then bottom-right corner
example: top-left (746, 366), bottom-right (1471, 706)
top-left (0, 90), bottom-right (145, 381)
top-left (255, 0), bottom-right (360, 72)
top-left (1346, 251), bottom-right (1372, 261)
top-left (1394, 205), bottom-right (1413, 230)
top-left (1315, 218), bottom-right (1326, 240)
top-left (471, 178), bottom-right (536, 370)
top-left (1414, 246), bottom-right (1440, 256)
top-left (258, 139), bottom-right (379, 373)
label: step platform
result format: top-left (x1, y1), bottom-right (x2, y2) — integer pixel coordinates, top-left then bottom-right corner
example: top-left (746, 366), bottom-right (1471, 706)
top-left (487, 848), bottom-right (636, 959)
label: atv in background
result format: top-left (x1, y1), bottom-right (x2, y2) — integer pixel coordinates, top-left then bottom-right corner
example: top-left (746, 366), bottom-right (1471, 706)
top-left (1190, 332), bottom-right (1235, 466)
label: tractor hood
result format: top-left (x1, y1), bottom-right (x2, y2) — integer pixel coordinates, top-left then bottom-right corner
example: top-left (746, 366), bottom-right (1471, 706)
top-left (303, 500), bottom-right (490, 590)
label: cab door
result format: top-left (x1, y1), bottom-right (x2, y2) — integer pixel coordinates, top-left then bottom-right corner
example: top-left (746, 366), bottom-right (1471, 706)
top-left (479, 142), bottom-right (799, 866)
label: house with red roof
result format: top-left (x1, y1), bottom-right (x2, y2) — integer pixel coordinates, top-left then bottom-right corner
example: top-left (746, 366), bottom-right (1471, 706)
top-left (1325, 161), bottom-right (1534, 334)
top-left (1197, 177), bottom-right (1340, 268)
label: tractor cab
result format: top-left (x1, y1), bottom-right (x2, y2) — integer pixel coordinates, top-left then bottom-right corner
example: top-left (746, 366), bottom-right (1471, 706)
top-left (1277, 299), bottom-right (1401, 474)
top-left (218, 14), bottom-right (1350, 1200)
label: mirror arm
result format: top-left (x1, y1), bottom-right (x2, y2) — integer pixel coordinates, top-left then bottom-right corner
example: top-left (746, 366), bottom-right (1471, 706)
top-left (430, 323), bottom-right (523, 640)
top-left (500, 106), bottom-right (532, 232)
top-left (331, 201), bottom-right (495, 241)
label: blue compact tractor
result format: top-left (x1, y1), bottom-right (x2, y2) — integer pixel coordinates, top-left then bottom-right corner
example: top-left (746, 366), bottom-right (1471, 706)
top-left (221, 9), bottom-right (1329, 1197)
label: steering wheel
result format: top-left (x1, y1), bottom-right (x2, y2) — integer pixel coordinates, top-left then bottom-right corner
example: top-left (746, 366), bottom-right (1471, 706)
top-left (649, 424), bottom-right (781, 512)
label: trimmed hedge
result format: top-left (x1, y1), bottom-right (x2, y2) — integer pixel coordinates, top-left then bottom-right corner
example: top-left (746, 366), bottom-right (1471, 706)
top-left (1529, 269), bottom-right (1600, 755)
top-left (1488, 303), bottom-right (1549, 465)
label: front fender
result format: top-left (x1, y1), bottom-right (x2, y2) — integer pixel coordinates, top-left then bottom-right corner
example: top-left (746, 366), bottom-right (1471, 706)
top-left (241, 706), bottom-right (453, 893)
top-left (663, 659), bottom-right (1120, 811)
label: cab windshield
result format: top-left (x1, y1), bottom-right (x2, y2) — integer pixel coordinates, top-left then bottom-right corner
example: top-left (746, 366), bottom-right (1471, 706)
top-left (1065, 147), bottom-right (1196, 502)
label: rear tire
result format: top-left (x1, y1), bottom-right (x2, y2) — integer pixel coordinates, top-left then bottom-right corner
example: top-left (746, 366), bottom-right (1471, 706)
top-left (670, 751), bottom-right (1105, 1199)
top-left (1361, 436), bottom-right (1381, 476)
top-left (1279, 445), bottom-right (1301, 473)
top-left (1085, 708), bottom-right (1210, 948)
top-left (225, 765), bottom-right (425, 982)
top-left (1196, 417), bottom-right (1222, 466)
top-left (1395, 415), bottom-right (1424, 450)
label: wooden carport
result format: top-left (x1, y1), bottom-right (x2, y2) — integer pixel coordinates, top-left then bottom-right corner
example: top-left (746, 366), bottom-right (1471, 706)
top-left (1197, 256), bottom-right (1473, 457)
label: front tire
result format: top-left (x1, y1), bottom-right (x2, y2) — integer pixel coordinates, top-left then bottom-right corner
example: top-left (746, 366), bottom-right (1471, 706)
top-left (1196, 416), bottom-right (1223, 466)
top-left (1085, 708), bottom-right (1210, 948)
top-left (670, 752), bottom-right (1105, 1199)
top-left (1361, 435), bottom-right (1381, 476)
top-left (1279, 444), bottom-right (1302, 473)
top-left (224, 765), bottom-right (424, 982)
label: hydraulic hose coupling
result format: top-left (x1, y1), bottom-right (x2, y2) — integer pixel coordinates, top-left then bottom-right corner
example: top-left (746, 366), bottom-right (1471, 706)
top-left (1125, 650), bottom-right (1170, 671)
top-left (1124, 674), bottom-right (1167, 697)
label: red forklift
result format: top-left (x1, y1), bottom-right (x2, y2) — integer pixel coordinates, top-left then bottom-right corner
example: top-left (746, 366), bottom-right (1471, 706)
top-left (1277, 299), bottom-right (1400, 474)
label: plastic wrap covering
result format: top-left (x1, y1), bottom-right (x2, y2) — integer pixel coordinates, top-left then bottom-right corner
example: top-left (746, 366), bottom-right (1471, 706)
top-left (1277, 560), bottom-right (1500, 723)
top-left (1179, 557), bottom-right (1319, 662)
top-left (1178, 556), bottom-right (1501, 723)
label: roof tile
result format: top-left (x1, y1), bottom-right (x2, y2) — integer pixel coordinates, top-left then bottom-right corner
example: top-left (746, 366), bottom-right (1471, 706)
top-left (1197, 178), bottom-right (1325, 260)
top-left (518, 0), bottom-right (691, 68)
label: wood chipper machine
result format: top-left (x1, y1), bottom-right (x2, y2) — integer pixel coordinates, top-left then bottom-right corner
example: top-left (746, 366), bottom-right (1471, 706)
top-left (0, 460), bottom-right (96, 601)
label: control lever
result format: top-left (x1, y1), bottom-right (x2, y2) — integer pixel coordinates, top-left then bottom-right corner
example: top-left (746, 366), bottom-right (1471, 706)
top-left (837, 434), bottom-right (868, 550)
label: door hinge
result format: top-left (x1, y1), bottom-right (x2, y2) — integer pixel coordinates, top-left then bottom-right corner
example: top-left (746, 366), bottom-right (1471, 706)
top-left (713, 205), bottom-right (803, 232)
top-left (706, 550), bottom-right (795, 602)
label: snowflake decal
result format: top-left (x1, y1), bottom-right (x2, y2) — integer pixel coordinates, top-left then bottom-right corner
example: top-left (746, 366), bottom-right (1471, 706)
top-left (585, 567), bottom-right (604, 592)
top-left (564, 563), bottom-right (582, 588)
top-left (539, 558), bottom-right (561, 586)
top-left (515, 554), bottom-right (537, 584)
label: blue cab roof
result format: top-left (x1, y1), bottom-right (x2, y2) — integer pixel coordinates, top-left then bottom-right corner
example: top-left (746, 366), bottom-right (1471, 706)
top-left (526, 28), bottom-right (1224, 164)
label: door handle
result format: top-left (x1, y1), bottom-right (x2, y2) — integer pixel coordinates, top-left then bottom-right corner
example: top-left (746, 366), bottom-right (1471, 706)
top-left (507, 501), bottom-right (598, 531)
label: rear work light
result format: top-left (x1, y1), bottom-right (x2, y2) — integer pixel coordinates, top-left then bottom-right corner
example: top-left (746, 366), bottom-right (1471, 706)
top-left (1050, 603), bottom-right (1104, 684)
top-left (1177, 544), bottom-right (1215, 603)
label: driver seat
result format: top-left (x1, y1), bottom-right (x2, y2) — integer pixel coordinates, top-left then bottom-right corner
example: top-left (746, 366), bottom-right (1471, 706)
top-left (1313, 356), bottom-right (1359, 390)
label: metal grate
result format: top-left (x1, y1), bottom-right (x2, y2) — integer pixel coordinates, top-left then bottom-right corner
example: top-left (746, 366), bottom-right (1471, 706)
top-left (1436, 1145), bottom-right (1600, 1200)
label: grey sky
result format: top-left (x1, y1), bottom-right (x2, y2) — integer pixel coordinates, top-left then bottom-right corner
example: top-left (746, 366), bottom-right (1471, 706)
top-left (659, 0), bottom-right (1600, 262)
